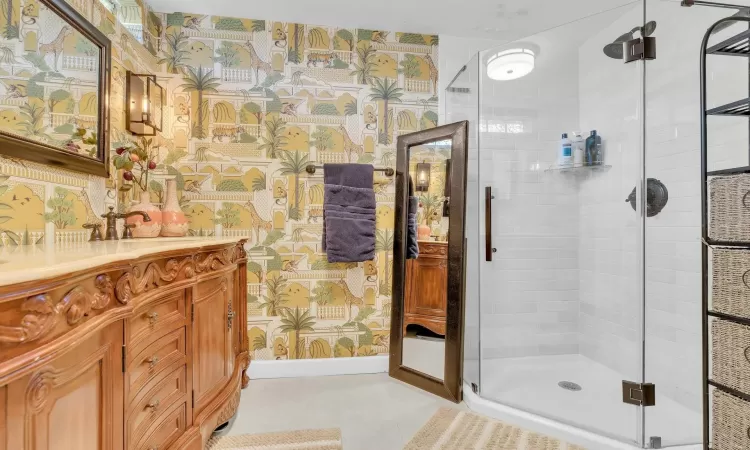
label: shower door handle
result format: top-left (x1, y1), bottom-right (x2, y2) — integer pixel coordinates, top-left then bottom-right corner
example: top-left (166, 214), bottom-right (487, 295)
top-left (485, 186), bottom-right (495, 261)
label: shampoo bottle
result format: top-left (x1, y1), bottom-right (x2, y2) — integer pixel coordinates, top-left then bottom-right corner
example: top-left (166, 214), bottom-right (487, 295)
top-left (560, 133), bottom-right (572, 167)
top-left (585, 130), bottom-right (602, 166)
top-left (572, 132), bottom-right (584, 166)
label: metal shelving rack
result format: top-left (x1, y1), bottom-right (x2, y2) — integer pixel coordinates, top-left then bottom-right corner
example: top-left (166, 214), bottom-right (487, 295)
top-left (700, 15), bottom-right (750, 450)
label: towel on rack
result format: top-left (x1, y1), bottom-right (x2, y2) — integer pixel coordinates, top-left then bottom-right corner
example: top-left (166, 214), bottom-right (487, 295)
top-left (407, 196), bottom-right (419, 259)
top-left (322, 164), bottom-right (376, 263)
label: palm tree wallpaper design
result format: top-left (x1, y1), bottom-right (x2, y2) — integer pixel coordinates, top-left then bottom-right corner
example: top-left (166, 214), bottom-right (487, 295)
top-left (1, 0), bottom-right (438, 361)
top-left (180, 66), bottom-right (221, 139)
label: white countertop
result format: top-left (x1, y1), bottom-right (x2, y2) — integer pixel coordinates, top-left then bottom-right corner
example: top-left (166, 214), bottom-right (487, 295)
top-left (0, 237), bottom-right (247, 288)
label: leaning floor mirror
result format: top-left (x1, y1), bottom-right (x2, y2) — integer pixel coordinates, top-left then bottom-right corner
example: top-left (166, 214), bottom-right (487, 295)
top-left (389, 121), bottom-right (468, 403)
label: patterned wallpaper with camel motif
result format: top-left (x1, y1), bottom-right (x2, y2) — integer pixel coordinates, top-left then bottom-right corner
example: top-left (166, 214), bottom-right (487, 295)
top-left (153, 11), bottom-right (439, 361)
top-left (0, 0), bottom-right (440, 362)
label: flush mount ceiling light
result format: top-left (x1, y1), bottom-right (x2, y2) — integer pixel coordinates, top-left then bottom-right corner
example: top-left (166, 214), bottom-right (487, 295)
top-left (486, 48), bottom-right (535, 81)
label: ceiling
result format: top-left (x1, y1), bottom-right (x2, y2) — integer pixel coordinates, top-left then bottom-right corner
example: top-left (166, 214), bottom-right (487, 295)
top-left (147, 0), bottom-right (643, 40)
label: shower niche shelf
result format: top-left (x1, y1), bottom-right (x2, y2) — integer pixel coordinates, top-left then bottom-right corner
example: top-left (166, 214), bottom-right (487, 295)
top-left (706, 29), bottom-right (750, 56)
top-left (706, 98), bottom-right (750, 116)
top-left (545, 164), bottom-right (611, 175)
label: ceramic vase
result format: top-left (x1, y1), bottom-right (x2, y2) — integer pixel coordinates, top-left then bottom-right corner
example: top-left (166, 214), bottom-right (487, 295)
top-left (417, 223), bottom-right (432, 240)
top-left (160, 179), bottom-right (188, 237)
top-left (127, 191), bottom-right (162, 238)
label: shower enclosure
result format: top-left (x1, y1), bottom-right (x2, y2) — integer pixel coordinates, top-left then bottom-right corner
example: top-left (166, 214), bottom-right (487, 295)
top-left (447, 0), bottom-right (750, 447)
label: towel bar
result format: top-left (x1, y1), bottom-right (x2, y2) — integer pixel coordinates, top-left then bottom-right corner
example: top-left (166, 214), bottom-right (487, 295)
top-left (305, 164), bottom-right (395, 177)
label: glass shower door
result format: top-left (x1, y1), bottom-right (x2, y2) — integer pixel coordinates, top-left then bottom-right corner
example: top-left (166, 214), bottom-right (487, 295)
top-left (477, 2), bottom-right (647, 445)
top-left (446, 55), bottom-right (481, 393)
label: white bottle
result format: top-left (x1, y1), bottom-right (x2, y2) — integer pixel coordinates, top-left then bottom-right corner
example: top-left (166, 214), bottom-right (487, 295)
top-left (560, 133), bottom-right (572, 167)
top-left (572, 132), bottom-right (585, 167)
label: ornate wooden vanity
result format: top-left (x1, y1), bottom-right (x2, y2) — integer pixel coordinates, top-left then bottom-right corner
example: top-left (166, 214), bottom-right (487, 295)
top-left (404, 240), bottom-right (448, 336)
top-left (0, 238), bottom-right (249, 450)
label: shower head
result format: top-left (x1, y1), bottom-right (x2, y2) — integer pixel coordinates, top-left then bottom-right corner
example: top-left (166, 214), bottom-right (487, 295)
top-left (602, 21), bottom-right (657, 59)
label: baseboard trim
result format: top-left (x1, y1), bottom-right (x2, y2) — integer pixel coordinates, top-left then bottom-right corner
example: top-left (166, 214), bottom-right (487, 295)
top-left (248, 355), bottom-right (389, 379)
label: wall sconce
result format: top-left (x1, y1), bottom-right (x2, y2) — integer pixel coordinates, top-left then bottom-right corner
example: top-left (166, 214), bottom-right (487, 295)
top-left (416, 162), bottom-right (431, 191)
top-left (126, 71), bottom-right (164, 136)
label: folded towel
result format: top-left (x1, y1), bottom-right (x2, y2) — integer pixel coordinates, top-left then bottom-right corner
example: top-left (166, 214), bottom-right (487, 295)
top-left (322, 164), bottom-right (376, 263)
top-left (407, 196), bottom-right (419, 259)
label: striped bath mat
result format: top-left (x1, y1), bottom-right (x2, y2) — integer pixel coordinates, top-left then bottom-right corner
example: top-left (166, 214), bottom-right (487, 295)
top-left (206, 428), bottom-right (342, 449)
top-left (404, 408), bottom-right (587, 450)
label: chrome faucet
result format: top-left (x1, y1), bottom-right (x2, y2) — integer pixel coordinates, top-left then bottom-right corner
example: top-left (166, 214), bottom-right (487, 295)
top-left (101, 206), bottom-right (152, 240)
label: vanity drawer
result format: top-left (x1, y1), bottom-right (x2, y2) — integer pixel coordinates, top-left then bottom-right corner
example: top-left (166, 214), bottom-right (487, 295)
top-left (712, 248), bottom-right (750, 320)
top-left (713, 389), bottom-right (750, 450)
top-left (709, 174), bottom-right (750, 242)
top-left (136, 400), bottom-right (187, 450)
top-left (130, 290), bottom-right (186, 348)
top-left (712, 319), bottom-right (750, 395)
top-left (128, 327), bottom-right (186, 402)
top-left (129, 364), bottom-right (187, 444)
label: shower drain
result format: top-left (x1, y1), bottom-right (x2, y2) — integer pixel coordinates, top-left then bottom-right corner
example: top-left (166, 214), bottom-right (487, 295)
top-left (558, 381), bottom-right (582, 391)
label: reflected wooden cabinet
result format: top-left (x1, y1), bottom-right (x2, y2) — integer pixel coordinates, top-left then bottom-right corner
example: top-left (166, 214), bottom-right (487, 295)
top-left (0, 240), bottom-right (249, 450)
top-left (404, 241), bottom-right (448, 336)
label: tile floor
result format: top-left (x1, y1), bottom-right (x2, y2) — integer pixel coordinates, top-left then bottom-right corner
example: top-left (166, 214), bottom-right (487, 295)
top-left (226, 373), bottom-right (464, 449)
top-left (402, 336), bottom-right (445, 380)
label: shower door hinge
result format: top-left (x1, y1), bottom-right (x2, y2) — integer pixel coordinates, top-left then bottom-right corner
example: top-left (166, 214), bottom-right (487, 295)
top-left (624, 36), bottom-right (656, 63)
top-left (622, 380), bottom-right (656, 406)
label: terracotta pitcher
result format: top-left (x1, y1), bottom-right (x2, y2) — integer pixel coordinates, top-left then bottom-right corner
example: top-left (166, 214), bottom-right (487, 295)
top-left (127, 191), bottom-right (162, 238)
top-left (160, 179), bottom-right (188, 237)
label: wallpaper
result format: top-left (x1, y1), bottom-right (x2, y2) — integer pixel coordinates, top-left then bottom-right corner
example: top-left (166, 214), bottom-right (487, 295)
top-left (0, 0), bottom-right (157, 246)
top-left (0, 0), bottom-right (440, 362)
top-left (152, 12), bottom-right (439, 360)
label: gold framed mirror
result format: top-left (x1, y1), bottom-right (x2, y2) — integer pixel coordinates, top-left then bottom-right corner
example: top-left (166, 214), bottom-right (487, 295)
top-left (390, 121), bottom-right (468, 402)
top-left (0, 0), bottom-right (111, 177)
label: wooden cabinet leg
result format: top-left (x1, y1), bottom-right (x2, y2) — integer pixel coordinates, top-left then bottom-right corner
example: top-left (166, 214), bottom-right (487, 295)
top-left (242, 359), bottom-right (250, 389)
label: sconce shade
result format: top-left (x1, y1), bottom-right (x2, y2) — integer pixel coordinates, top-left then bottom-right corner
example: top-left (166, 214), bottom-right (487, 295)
top-left (416, 162), bottom-right (431, 191)
top-left (126, 71), bottom-right (164, 136)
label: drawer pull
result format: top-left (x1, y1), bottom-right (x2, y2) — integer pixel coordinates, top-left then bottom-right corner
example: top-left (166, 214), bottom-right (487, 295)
top-left (145, 311), bottom-right (159, 325)
top-left (149, 447), bottom-right (159, 450)
top-left (146, 356), bottom-right (160, 369)
top-left (146, 399), bottom-right (160, 411)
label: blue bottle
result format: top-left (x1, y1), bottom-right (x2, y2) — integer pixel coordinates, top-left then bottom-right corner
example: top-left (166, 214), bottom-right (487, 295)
top-left (585, 130), bottom-right (602, 166)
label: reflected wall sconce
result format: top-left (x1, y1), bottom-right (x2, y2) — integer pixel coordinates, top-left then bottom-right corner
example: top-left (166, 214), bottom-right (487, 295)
top-left (416, 162), bottom-right (431, 191)
top-left (126, 71), bottom-right (164, 136)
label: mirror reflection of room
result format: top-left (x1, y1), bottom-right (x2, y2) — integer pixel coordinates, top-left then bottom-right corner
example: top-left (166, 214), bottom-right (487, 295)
top-left (401, 139), bottom-right (452, 381)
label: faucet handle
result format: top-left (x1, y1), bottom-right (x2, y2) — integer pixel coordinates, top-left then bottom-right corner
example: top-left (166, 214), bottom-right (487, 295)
top-left (123, 223), bottom-right (136, 240)
top-left (83, 223), bottom-right (103, 242)
top-left (101, 206), bottom-right (115, 219)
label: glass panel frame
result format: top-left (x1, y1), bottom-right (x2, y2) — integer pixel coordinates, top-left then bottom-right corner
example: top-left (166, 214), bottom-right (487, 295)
top-left (473, 2), bottom-right (648, 445)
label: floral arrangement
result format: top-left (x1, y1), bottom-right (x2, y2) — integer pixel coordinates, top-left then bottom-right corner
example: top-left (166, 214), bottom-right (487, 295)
top-left (112, 138), bottom-right (157, 192)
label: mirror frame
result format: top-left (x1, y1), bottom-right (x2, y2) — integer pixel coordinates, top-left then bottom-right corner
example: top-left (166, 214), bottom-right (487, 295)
top-left (389, 121), bottom-right (468, 403)
top-left (0, 0), bottom-right (111, 177)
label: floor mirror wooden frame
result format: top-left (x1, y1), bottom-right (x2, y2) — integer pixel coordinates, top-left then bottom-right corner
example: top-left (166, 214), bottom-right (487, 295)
top-left (389, 121), bottom-right (468, 403)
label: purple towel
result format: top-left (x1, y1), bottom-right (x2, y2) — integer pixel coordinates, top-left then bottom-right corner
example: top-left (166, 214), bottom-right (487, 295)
top-left (322, 164), bottom-right (376, 263)
top-left (407, 196), bottom-right (419, 259)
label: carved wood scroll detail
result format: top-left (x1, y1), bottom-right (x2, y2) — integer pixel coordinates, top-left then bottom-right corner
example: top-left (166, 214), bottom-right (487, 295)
top-left (216, 387), bottom-right (241, 425)
top-left (420, 244), bottom-right (448, 256)
top-left (115, 242), bottom-right (245, 304)
top-left (195, 242), bottom-right (246, 274)
top-left (115, 257), bottom-right (195, 304)
top-left (0, 274), bottom-right (114, 345)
